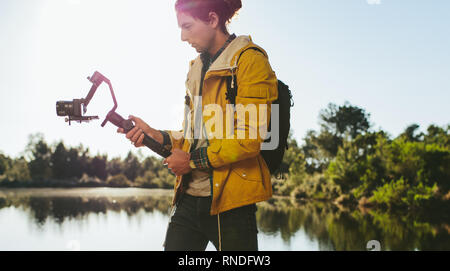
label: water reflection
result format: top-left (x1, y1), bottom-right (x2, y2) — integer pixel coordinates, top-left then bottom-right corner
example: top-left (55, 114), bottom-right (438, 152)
top-left (257, 198), bottom-right (450, 250)
top-left (0, 188), bottom-right (172, 227)
top-left (0, 188), bottom-right (449, 251)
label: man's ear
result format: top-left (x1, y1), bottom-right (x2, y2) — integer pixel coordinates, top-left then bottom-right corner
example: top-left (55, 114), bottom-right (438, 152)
top-left (208, 11), bottom-right (220, 29)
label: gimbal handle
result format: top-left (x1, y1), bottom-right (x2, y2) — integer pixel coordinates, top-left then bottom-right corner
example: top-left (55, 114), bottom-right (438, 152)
top-left (104, 111), bottom-right (172, 158)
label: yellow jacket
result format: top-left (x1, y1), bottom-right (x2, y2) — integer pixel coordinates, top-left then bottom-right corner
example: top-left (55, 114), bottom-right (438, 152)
top-left (166, 35), bottom-right (278, 215)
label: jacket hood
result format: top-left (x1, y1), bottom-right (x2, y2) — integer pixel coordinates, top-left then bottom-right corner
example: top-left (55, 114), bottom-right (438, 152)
top-left (190, 35), bottom-right (268, 72)
top-left (186, 35), bottom-right (268, 99)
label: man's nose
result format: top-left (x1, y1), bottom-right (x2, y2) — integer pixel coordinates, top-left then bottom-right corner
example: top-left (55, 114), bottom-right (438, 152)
top-left (181, 30), bottom-right (188, 42)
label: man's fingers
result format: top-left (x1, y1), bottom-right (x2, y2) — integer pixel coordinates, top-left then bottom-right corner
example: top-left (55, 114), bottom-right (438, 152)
top-left (117, 128), bottom-right (124, 134)
top-left (131, 128), bottom-right (143, 143)
top-left (126, 126), bottom-right (138, 139)
top-left (136, 134), bottom-right (145, 147)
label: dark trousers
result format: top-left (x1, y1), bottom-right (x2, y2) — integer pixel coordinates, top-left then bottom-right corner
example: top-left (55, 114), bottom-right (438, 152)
top-left (163, 193), bottom-right (258, 251)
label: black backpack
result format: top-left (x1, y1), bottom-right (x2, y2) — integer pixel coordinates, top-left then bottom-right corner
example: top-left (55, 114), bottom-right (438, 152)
top-left (226, 48), bottom-right (294, 176)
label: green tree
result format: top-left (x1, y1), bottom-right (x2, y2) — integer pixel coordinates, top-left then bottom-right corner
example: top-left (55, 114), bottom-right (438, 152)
top-left (135, 170), bottom-right (157, 188)
top-left (423, 124), bottom-right (449, 147)
top-left (107, 173), bottom-right (131, 187)
top-left (302, 130), bottom-right (337, 173)
top-left (281, 132), bottom-right (301, 173)
top-left (370, 178), bottom-right (437, 209)
top-left (142, 156), bottom-right (159, 172)
top-left (326, 125), bottom-right (449, 207)
top-left (326, 138), bottom-right (363, 194)
top-left (0, 153), bottom-right (11, 176)
top-left (26, 133), bottom-right (52, 181)
top-left (51, 142), bottom-right (69, 180)
top-left (88, 155), bottom-right (108, 181)
top-left (5, 157), bottom-right (31, 182)
top-left (122, 151), bottom-right (142, 182)
top-left (384, 138), bottom-right (449, 193)
top-left (303, 102), bottom-right (372, 174)
top-left (399, 124), bottom-right (423, 142)
top-left (106, 157), bottom-right (123, 177)
top-left (319, 101), bottom-right (371, 141)
top-left (66, 147), bottom-right (83, 178)
top-left (154, 168), bottom-right (176, 189)
top-left (77, 147), bottom-right (91, 178)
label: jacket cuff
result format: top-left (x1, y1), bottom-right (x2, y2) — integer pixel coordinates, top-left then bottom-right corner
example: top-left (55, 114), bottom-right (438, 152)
top-left (159, 130), bottom-right (172, 151)
top-left (190, 147), bottom-right (212, 169)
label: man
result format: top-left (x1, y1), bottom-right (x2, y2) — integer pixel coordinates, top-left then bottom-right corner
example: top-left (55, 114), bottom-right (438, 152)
top-left (118, 0), bottom-right (278, 251)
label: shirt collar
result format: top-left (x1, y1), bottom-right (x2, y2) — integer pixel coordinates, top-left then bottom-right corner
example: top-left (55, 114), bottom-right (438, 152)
top-left (201, 33), bottom-right (237, 68)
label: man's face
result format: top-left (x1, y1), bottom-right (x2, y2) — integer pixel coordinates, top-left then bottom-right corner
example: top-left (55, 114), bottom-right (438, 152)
top-left (177, 12), bottom-right (215, 53)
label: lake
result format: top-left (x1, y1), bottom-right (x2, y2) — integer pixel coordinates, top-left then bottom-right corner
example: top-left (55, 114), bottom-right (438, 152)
top-left (0, 188), bottom-right (448, 251)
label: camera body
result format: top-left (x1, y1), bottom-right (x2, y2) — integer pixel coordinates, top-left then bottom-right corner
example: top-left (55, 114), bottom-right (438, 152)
top-left (56, 98), bottom-right (98, 125)
top-left (56, 99), bottom-right (84, 117)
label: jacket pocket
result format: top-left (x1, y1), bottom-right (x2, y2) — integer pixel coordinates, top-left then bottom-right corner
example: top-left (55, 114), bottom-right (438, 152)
top-left (238, 85), bottom-right (269, 99)
top-left (209, 141), bottom-right (222, 153)
top-left (231, 157), bottom-right (262, 182)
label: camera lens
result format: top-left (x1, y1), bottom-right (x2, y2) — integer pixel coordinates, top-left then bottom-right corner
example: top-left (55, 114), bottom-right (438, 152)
top-left (56, 100), bottom-right (83, 117)
top-left (56, 101), bottom-right (70, 116)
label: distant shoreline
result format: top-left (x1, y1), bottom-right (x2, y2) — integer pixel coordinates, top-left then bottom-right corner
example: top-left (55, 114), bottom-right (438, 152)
top-left (0, 187), bottom-right (173, 198)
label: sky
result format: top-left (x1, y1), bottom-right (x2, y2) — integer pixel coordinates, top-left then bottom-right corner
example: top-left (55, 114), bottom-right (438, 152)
top-left (0, 0), bottom-right (449, 160)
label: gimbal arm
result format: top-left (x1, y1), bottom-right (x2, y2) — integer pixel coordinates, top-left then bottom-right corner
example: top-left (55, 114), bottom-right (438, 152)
top-left (84, 71), bottom-right (172, 158)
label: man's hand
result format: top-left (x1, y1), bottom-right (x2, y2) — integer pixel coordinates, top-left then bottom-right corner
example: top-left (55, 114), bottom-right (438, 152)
top-left (163, 149), bottom-right (192, 177)
top-left (117, 115), bottom-right (162, 147)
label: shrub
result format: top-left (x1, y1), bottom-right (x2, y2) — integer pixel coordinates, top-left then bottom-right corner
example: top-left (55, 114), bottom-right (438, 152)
top-left (106, 174), bottom-right (131, 187)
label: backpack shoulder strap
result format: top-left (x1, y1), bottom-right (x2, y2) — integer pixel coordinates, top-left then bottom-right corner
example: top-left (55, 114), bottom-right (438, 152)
top-left (226, 47), bottom-right (266, 105)
top-left (237, 47), bottom-right (265, 63)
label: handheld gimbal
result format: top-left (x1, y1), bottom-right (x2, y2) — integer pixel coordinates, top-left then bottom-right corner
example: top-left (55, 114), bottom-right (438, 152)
top-left (56, 71), bottom-right (172, 158)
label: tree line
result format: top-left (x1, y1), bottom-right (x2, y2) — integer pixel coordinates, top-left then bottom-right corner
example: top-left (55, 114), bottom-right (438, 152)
top-left (0, 134), bottom-right (175, 189)
top-left (274, 102), bottom-right (449, 211)
top-left (1, 101), bottom-right (449, 211)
